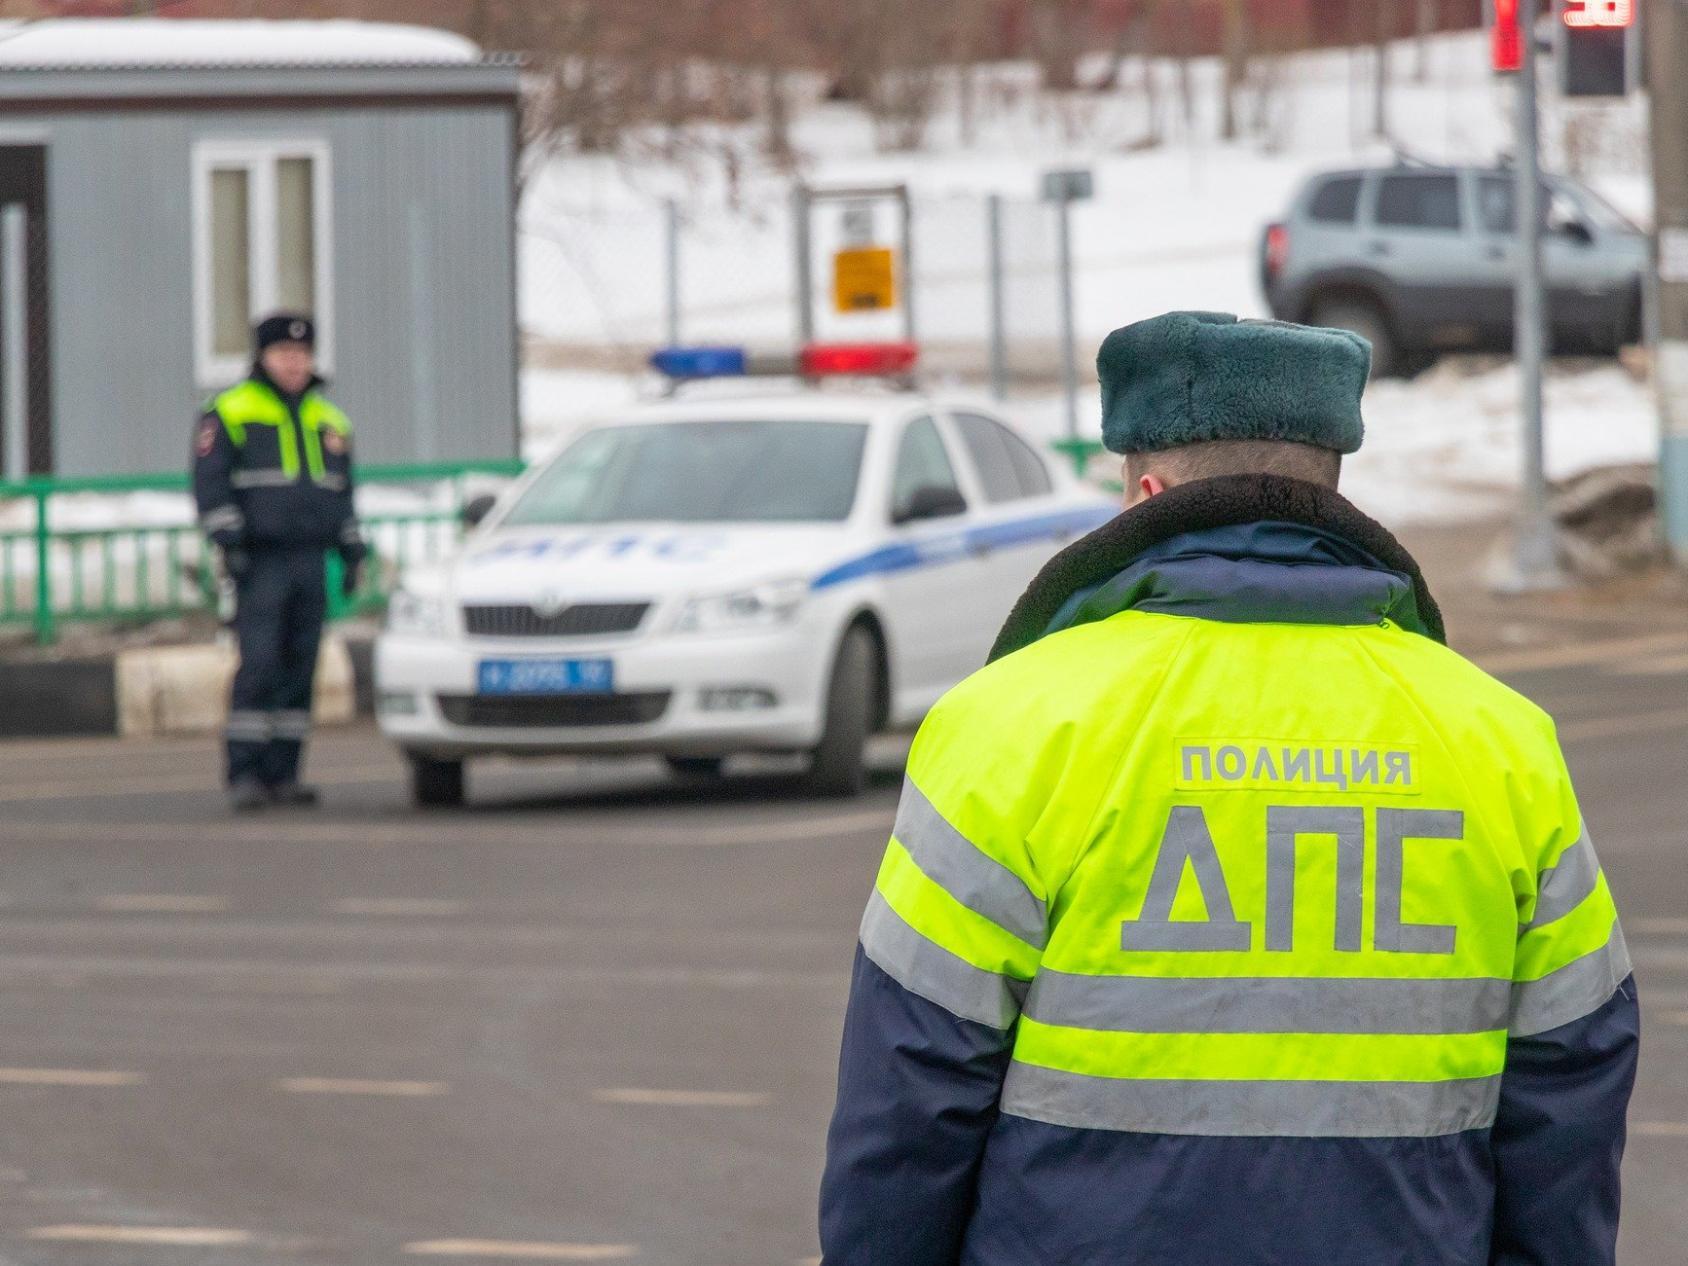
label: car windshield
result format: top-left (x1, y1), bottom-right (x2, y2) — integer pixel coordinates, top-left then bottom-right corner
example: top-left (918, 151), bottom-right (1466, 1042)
top-left (1562, 181), bottom-right (1641, 234)
top-left (502, 419), bottom-right (870, 525)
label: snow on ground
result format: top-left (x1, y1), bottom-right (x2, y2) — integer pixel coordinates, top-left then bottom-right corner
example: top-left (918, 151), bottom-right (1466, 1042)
top-left (513, 26), bottom-right (1656, 528)
top-left (518, 30), bottom-right (1648, 351)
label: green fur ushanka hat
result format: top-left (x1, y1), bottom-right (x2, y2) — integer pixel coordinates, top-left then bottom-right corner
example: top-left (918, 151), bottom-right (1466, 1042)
top-left (1097, 311), bottom-right (1370, 456)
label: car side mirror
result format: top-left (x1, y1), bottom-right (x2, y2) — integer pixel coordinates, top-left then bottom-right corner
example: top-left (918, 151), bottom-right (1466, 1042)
top-left (893, 484), bottom-right (968, 525)
top-left (1549, 212), bottom-right (1593, 246)
top-left (461, 492), bottom-right (498, 529)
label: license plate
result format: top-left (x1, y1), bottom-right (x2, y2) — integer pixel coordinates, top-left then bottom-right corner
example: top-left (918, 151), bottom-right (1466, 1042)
top-left (476, 658), bottom-right (614, 695)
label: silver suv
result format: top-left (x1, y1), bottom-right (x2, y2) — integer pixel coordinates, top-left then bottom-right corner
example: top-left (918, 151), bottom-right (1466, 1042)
top-left (1260, 161), bottom-right (1647, 376)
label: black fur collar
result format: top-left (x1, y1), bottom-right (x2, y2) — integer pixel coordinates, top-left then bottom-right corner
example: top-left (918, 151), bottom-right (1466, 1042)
top-left (988, 474), bottom-right (1445, 662)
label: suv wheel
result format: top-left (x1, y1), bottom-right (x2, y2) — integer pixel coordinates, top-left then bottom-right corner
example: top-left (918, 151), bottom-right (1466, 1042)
top-left (1311, 296), bottom-right (1399, 379)
top-left (801, 626), bottom-right (876, 798)
top-left (409, 753), bottom-right (465, 808)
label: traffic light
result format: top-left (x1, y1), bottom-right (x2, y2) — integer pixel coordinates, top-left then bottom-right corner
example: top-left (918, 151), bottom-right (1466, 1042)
top-left (1490, 0), bottom-right (1523, 73)
top-left (1559, 0), bottom-right (1639, 97)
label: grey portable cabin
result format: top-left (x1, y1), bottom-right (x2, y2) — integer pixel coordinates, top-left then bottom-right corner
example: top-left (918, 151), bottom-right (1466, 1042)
top-left (0, 18), bottom-right (521, 477)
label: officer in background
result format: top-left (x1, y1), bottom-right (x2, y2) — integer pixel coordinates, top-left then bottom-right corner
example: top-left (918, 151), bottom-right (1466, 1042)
top-left (193, 314), bottom-right (366, 812)
top-left (820, 312), bottom-right (1637, 1264)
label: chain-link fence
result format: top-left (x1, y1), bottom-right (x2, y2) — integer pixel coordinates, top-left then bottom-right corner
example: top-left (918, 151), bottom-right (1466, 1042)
top-left (518, 188), bottom-right (1068, 392)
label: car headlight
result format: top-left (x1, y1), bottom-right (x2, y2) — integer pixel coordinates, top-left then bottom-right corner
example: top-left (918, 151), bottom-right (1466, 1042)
top-left (674, 578), bottom-right (808, 635)
top-left (386, 589), bottom-right (448, 638)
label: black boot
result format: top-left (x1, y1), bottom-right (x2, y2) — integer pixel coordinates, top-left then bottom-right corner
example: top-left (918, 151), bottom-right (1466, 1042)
top-left (267, 783), bottom-right (321, 808)
top-left (229, 778), bottom-right (268, 812)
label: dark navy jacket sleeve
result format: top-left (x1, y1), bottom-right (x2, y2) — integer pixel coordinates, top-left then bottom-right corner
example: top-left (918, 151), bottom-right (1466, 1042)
top-left (1489, 976), bottom-right (1639, 1266)
top-left (819, 947), bottom-right (1014, 1266)
top-left (191, 408), bottom-right (244, 548)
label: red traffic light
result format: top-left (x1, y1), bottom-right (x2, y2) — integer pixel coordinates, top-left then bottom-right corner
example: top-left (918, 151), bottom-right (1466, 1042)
top-left (1491, 0), bottom-right (1522, 72)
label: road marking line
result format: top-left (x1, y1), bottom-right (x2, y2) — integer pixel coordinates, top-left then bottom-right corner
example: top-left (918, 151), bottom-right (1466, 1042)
top-left (1557, 707), bottom-right (1688, 743)
top-left (96, 893), bottom-right (230, 914)
top-left (1476, 632), bottom-right (1688, 674)
top-left (404, 1241), bottom-right (637, 1260)
top-left (27, 1225), bottom-right (252, 1246)
top-left (1602, 652), bottom-right (1688, 676)
top-left (278, 1077), bottom-right (448, 1097)
top-left (592, 1088), bottom-right (770, 1108)
top-left (0, 764), bottom-right (398, 803)
top-left (0, 1067), bottom-right (143, 1086)
top-left (1634, 1121), bottom-right (1688, 1138)
top-left (1633, 917), bottom-right (1688, 935)
top-left (329, 898), bottom-right (466, 917)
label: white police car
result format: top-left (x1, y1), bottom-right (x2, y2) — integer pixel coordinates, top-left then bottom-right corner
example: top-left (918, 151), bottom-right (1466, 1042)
top-left (375, 382), bottom-right (1115, 805)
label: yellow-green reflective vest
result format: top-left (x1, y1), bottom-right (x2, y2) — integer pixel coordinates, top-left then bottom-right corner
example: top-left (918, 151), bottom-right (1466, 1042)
top-left (211, 379), bottom-right (351, 485)
top-left (864, 610), bottom-right (1627, 1138)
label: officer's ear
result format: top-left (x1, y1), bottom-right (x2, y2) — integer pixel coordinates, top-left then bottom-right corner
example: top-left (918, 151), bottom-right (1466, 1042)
top-left (1125, 468), bottom-right (1166, 507)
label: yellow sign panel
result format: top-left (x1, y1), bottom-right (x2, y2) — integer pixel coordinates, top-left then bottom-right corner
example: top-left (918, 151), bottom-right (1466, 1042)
top-left (833, 246), bottom-right (897, 313)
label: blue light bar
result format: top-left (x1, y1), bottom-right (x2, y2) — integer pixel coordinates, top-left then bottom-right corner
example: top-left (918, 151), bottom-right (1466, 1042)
top-left (650, 346), bottom-right (747, 378)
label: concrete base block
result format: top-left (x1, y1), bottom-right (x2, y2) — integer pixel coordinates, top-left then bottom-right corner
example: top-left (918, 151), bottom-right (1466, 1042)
top-left (114, 635), bottom-right (356, 738)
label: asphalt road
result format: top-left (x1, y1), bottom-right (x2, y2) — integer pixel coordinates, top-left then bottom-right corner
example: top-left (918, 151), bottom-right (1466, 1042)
top-left (0, 633), bottom-right (1682, 1265)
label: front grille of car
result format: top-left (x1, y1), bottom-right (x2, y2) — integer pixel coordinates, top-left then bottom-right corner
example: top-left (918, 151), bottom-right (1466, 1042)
top-left (437, 691), bottom-right (671, 729)
top-left (463, 602), bottom-right (650, 638)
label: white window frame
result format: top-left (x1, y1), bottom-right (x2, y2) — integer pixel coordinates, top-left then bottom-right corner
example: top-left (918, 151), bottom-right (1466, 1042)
top-left (191, 138), bottom-right (335, 388)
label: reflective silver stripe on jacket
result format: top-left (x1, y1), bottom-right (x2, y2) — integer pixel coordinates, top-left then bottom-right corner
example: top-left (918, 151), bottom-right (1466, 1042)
top-left (317, 474), bottom-right (348, 492)
top-left (1511, 920), bottom-right (1631, 1038)
top-left (230, 469), bottom-right (297, 488)
top-left (1024, 971), bottom-right (1511, 1036)
top-left (1000, 1062), bottom-right (1502, 1138)
top-left (859, 891), bottom-right (1027, 1030)
top-left (199, 506), bottom-right (245, 534)
top-left (1523, 828), bottom-right (1601, 930)
top-left (892, 778), bottom-right (1047, 948)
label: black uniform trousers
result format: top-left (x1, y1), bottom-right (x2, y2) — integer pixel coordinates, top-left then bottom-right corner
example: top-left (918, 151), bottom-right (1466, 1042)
top-left (226, 547), bottom-right (326, 787)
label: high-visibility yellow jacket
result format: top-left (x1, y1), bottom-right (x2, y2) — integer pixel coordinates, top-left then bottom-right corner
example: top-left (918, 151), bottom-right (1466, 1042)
top-left (192, 370), bottom-right (362, 557)
top-left (820, 475), bottom-right (1636, 1266)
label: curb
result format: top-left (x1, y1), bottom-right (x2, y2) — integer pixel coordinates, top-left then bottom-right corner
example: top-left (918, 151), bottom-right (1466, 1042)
top-left (0, 634), bottom-right (376, 740)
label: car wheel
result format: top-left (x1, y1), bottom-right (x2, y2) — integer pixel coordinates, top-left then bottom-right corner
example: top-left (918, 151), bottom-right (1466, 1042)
top-left (665, 756), bottom-right (727, 780)
top-left (409, 753), bottom-right (465, 808)
top-left (1311, 296), bottom-right (1399, 379)
top-left (801, 626), bottom-right (876, 798)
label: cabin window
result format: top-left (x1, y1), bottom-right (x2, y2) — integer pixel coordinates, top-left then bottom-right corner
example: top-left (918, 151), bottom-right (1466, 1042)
top-left (192, 141), bottom-right (332, 387)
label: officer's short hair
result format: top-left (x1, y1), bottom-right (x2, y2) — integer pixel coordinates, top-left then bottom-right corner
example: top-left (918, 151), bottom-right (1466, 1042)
top-left (1126, 440), bottom-right (1341, 490)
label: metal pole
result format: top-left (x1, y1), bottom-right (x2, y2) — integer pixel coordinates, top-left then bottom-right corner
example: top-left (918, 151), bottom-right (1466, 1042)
top-left (899, 185), bottom-right (916, 346)
top-left (1056, 193), bottom-right (1079, 439)
top-left (1650, 0), bottom-right (1688, 564)
top-left (1506, 18), bottom-right (1562, 590)
top-left (987, 194), bottom-right (1007, 401)
top-left (793, 185), bottom-right (814, 345)
top-left (664, 197), bottom-right (681, 348)
top-left (1, 204), bottom-right (26, 481)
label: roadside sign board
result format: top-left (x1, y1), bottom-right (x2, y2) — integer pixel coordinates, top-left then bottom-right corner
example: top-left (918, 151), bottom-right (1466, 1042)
top-left (1041, 168), bottom-right (1095, 203)
top-left (833, 246), bottom-right (897, 313)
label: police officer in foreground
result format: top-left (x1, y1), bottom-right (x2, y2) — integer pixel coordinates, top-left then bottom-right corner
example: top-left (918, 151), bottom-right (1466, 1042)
top-left (193, 314), bottom-right (365, 812)
top-left (820, 312), bottom-right (1637, 1264)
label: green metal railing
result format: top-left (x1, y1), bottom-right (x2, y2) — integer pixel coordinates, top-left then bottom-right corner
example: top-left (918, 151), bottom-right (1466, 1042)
top-left (0, 460), bottom-right (523, 645)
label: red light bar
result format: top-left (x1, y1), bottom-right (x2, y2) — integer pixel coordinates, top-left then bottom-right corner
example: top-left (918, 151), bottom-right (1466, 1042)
top-left (799, 341), bottom-right (920, 377)
top-left (1491, 0), bottom-right (1522, 72)
top-left (1563, 0), bottom-right (1633, 29)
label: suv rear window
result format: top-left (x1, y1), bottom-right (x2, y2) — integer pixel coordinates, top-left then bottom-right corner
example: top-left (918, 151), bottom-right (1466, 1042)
top-left (1307, 177), bottom-right (1362, 224)
top-left (1374, 174), bottom-right (1462, 232)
